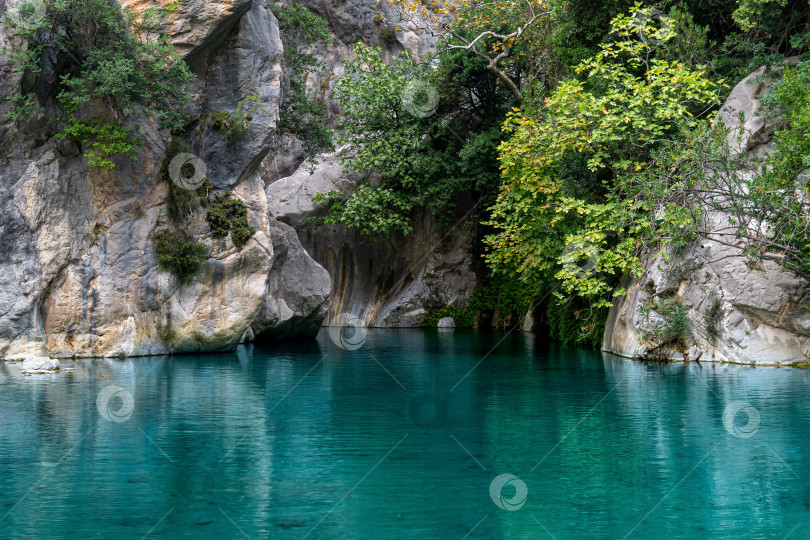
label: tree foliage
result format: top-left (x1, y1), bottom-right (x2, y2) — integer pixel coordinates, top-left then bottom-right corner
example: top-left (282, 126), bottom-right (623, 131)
top-left (3, 0), bottom-right (194, 168)
top-left (315, 0), bottom-right (810, 343)
top-left (484, 7), bottom-right (723, 307)
top-left (388, 0), bottom-right (553, 101)
top-left (317, 42), bottom-right (510, 237)
top-left (275, 1), bottom-right (334, 156)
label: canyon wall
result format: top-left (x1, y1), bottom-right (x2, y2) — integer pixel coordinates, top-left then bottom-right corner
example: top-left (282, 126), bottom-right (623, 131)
top-left (0, 0), bottom-right (475, 360)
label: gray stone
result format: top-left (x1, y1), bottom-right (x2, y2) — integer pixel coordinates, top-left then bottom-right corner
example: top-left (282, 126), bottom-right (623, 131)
top-left (240, 326), bottom-right (255, 344)
top-left (0, 0), bottom-right (334, 358)
top-left (265, 153), bottom-right (477, 328)
top-left (251, 220), bottom-right (331, 340)
top-left (603, 64), bottom-right (810, 366)
top-left (186, 0), bottom-right (284, 189)
top-left (0, 0), bottom-right (463, 358)
top-left (437, 317), bottom-right (455, 328)
top-left (717, 57), bottom-right (799, 161)
top-left (121, 0), bottom-right (253, 59)
top-left (522, 309), bottom-right (536, 333)
top-left (21, 356), bottom-right (60, 372)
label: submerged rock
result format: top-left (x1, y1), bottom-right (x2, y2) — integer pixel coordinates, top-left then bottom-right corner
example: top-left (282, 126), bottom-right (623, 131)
top-left (21, 356), bottom-right (60, 372)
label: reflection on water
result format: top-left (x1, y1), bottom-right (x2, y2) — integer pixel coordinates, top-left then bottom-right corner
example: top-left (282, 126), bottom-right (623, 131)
top-left (1, 329), bottom-right (809, 539)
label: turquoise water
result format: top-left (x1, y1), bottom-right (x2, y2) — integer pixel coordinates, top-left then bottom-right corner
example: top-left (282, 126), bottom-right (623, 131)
top-left (1, 329), bottom-right (810, 539)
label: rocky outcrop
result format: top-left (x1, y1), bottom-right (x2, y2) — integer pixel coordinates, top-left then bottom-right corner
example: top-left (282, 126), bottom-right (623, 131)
top-left (716, 59), bottom-right (798, 161)
top-left (251, 219), bottom-right (331, 340)
top-left (0, 0), bottom-right (472, 360)
top-left (260, 1), bottom-right (476, 328)
top-left (122, 0), bottom-right (253, 59)
top-left (184, 0), bottom-right (284, 189)
top-left (21, 356), bottom-right (60, 373)
top-left (437, 316), bottom-right (455, 328)
top-left (602, 66), bottom-right (810, 365)
top-left (264, 152), bottom-right (477, 327)
top-left (0, 0), bottom-right (329, 359)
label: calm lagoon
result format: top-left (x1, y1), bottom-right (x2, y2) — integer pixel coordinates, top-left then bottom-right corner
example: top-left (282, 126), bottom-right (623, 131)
top-left (1, 329), bottom-right (809, 539)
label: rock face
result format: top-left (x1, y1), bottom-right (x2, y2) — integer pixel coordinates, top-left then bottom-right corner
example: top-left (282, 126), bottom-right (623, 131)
top-left (602, 67), bottom-right (810, 365)
top-left (251, 219), bottom-right (331, 340)
top-left (0, 0), bottom-right (469, 359)
top-left (0, 0), bottom-right (330, 359)
top-left (259, 1), bottom-right (477, 329)
top-left (265, 152), bottom-right (478, 327)
top-left (184, 0), bottom-right (284, 189)
top-left (437, 317), bottom-right (455, 328)
top-left (716, 59), bottom-right (798, 161)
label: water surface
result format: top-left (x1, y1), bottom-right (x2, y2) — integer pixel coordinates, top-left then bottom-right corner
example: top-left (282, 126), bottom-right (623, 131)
top-left (1, 329), bottom-right (809, 539)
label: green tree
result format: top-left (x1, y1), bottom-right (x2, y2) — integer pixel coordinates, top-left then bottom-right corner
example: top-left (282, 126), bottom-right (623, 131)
top-left (315, 43), bottom-right (468, 236)
top-left (3, 0), bottom-right (194, 168)
top-left (484, 6), bottom-right (723, 309)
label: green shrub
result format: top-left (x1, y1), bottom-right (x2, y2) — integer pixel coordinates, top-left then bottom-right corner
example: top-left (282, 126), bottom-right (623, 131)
top-left (206, 192), bottom-right (256, 250)
top-left (421, 277), bottom-right (545, 329)
top-left (211, 111), bottom-right (245, 144)
top-left (55, 118), bottom-right (141, 169)
top-left (4, 0), bottom-right (194, 168)
top-left (210, 96), bottom-right (265, 145)
top-left (275, 2), bottom-right (331, 42)
top-left (639, 297), bottom-right (691, 350)
top-left (421, 306), bottom-right (476, 328)
top-left (152, 229), bottom-right (209, 284)
top-left (274, 1), bottom-right (333, 156)
top-left (546, 299), bottom-right (609, 348)
top-left (379, 26), bottom-right (398, 45)
top-left (160, 137), bottom-right (207, 223)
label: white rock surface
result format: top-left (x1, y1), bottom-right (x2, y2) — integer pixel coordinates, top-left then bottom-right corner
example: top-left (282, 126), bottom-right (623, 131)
top-left (0, 0), bottom-right (328, 359)
top-left (21, 356), bottom-right (60, 372)
top-left (437, 317), bottom-right (455, 328)
top-left (522, 309), bottom-right (536, 333)
top-left (265, 153), bottom-right (477, 328)
top-left (604, 63), bottom-right (810, 365)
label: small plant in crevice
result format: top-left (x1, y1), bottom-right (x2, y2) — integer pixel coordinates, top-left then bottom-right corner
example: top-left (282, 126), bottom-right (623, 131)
top-left (196, 178), bottom-right (214, 199)
top-left (274, 1), bottom-right (334, 157)
top-left (639, 297), bottom-right (691, 353)
top-left (704, 297), bottom-right (724, 342)
top-left (206, 192), bottom-right (256, 250)
top-left (210, 95), bottom-right (266, 145)
top-left (154, 136), bottom-right (211, 283)
top-left (378, 26), bottom-right (398, 45)
top-left (152, 229), bottom-right (209, 284)
top-left (161, 136), bottom-right (209, 223)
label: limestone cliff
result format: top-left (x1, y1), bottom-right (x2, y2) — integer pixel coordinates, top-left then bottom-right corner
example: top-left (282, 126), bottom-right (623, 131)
top-left (602, 66), bottom-right (810, 365)
top-left (0, 0), bottom-right (325, 359)
top-left (0, 0), bottom-right (474, 360)
top-left (264, 152), bottom-right (477, 327)
top-left (260, 0), bottom-right (476, 328)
